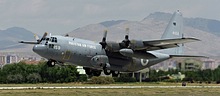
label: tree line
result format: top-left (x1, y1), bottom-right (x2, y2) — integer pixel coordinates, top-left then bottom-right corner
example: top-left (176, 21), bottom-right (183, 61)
top-left (149, 66), bottom-right (220, 83)
top-left (0, 62), bottom-right (87, 84)
top-left (1, 62), bottom-right (220, 84)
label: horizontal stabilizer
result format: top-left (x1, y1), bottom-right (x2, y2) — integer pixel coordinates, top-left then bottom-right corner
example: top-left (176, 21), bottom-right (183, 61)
top-left (170, 55), bottom-right (208, 58)
top-left (141, 38), bottom-right (200, 51)
top-left (144, 38), bottom-right (200, 46)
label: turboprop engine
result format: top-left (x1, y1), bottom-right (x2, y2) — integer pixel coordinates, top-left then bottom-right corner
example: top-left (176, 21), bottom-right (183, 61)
top-left (119, 48), bottom-right (157, 59)
top-left (90, 55), bottom-right (110, 68)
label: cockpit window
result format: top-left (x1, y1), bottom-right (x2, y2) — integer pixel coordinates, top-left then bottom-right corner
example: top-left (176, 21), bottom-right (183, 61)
top-left (50, 37), bottom-right (57, 43)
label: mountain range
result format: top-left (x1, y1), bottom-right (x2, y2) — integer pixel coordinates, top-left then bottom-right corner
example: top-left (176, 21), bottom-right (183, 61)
top-left (1, 12), bottom-right (220, 57)
top-left (0, 27), bottom-right (35, 53)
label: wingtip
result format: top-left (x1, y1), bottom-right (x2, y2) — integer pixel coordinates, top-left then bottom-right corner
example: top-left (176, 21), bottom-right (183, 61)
top-left (191, 38), bottom-right (201, 41)
top-left (18, 41), bottom-right (24, 43)
top-left (183, 37), bottom-right (201, 41)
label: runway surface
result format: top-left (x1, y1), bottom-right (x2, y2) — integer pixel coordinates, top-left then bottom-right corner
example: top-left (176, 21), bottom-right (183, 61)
top-left (1, 86), bottom-right (220, 90)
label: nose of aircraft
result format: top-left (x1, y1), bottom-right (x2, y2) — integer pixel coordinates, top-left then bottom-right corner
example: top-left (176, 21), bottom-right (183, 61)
top-left (33, 45), bottom-right (47, 55)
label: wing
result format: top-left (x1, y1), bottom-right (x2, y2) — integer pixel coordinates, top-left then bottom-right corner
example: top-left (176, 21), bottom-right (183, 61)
top-left (170, 55), bottom-right (208, 58)
top-left (19, 32), bottom-right (48, 45)
top-left (19, 41), bottom-right (38, 44)
top-left (133, 38), bottom-right (200, 51)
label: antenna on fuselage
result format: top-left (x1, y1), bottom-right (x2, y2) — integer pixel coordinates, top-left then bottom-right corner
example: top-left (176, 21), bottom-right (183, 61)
top-left (65, 34), bottom-right (69, 37)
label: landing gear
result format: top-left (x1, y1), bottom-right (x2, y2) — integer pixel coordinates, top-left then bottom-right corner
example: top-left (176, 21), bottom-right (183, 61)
top-left (83, 67), bottom-right (120, 77)
top-left (93, 70), bottom-right (102, 76)
top-left (47, 60), bottom-right (56, 67)
top-left (111, 71), bottom-right (120, 77)
top-left (84, 67), bottom-right (92, 75)
top-left (84, 67), bottom-right (102, 76)
top-left (104, 69), bottom-right (120, 77)
top-left (104, 69), bottom-right (111, 75)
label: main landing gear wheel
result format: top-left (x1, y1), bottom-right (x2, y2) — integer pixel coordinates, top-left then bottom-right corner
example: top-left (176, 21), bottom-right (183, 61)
top-left (111, 71), bottom-right (120, 77)
top-left (104, 69), bottom-right (111, 75)
top-left (93, 70), bottom-right (102, 76)
top-left (84, 68), bottom-right (92, 75)
top-left (47, 60), bottom-right (56, 67)
top-left (84, 67), bottom-right (102, 76)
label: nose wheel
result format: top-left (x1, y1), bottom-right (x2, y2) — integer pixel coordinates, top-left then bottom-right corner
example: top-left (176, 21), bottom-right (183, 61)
top-left (47, 60), bottom-right (56, 67)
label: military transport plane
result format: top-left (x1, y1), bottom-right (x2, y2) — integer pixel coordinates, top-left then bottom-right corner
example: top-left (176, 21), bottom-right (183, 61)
top-left (19, 11), bottom-right (202, 77)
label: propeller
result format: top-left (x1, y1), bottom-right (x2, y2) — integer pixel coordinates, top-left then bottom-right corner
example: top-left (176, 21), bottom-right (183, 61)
top-left (19, 32), bottom-right (48, 44)
top-left (182, 33), bottom-right (184, 47)
top-left (121, 28), bottom-right (131, 48)
top-left (34, 34), bottom-right (40, 41)
top-left (35, 32), bottom-right (48, 44)
top-left (100, 30), bottom-right (108, 49)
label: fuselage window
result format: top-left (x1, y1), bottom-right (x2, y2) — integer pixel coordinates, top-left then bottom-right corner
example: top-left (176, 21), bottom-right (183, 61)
top-left (45, 38), bottom-right (50, 45)
top-left (55, 37), bottom-right (57, 42)
top-left (49, 44), bottom-right (54, 48)
top-left (52, 38), bottom-right (54, 42)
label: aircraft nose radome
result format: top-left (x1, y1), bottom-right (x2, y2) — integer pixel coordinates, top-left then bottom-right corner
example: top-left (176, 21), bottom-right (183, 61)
top-left (33, 45), bottom-right (47, 54)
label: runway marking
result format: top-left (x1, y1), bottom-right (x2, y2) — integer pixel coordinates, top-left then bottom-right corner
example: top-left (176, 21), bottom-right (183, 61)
top-left (1, 86), bottom-right (220, 90)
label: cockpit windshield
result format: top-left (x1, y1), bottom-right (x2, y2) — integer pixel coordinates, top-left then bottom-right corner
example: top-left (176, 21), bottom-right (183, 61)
top-left (41, 37), bottom-right (57, 45)
top-left (50, 37), bottom-right (57, 43)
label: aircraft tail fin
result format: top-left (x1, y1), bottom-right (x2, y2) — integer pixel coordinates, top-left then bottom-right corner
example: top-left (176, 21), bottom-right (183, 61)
top-left (161, 10), bottom-right (183, 39)
top-left (159, 10), bottom-right (184, 55)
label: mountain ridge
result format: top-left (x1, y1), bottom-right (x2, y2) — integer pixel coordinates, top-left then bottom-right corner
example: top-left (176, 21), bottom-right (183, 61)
top-left (1, 11), bottom-right (220, 57)
top-left (68, 11), bottom-right (220, 56)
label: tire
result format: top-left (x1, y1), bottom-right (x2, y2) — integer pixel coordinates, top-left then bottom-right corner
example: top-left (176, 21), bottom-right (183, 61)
top-left (104, 69), bottom-right (111, 75)
top-left (47, 60), bottom-right (55, 67)
top-left (93, 70), bottom-right (102, 76)
top-left (84, 68), bottom-right (92, 75)
top-left (111, 71), bottom-right (120, 77)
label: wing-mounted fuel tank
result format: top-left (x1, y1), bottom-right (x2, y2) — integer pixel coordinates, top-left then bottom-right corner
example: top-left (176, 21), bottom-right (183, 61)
top-left (90, 55), bottom-right (110, 68)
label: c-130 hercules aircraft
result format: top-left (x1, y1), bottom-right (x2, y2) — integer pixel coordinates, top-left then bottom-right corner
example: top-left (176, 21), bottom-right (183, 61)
top-left (20, 10), bottom-right (202, 77)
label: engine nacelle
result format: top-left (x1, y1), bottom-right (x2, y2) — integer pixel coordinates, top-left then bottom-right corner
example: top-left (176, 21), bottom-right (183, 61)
top-left (119, 48), bottom-right (134, 57)
top-left (129, 40), bottom-right (145, 50)
top-left (119, 48), bottom-right (157, 59)
top-left (106, 41), bottom-right (121, 52)
top-left (90, 55), bottom-right (110, 68)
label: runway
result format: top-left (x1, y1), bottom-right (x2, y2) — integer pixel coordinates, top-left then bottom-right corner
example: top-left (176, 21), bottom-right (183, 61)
top-left (1, 86), bottom-right (220, 90)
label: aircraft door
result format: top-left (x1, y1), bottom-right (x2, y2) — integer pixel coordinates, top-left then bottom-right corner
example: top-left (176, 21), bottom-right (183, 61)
top-left (63, 50), bottom-right (71, 60)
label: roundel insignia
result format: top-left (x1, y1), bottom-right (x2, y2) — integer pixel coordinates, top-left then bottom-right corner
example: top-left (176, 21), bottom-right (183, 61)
top-left (141, 59), bottom-right (149, 66)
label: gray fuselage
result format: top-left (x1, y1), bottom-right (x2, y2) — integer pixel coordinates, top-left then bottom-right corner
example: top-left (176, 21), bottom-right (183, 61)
top-left (33, 35), bottom-right (170, 72)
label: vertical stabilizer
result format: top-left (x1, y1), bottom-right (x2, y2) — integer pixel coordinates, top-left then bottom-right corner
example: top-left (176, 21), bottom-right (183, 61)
top-left (159, 10), bottom-right (184, 55)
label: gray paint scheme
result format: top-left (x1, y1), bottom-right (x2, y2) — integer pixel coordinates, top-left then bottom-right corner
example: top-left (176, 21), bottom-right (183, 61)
top-left (159, 10), bottom-right (183, 55)
top-left (21, 10), bottom-right (201, 73)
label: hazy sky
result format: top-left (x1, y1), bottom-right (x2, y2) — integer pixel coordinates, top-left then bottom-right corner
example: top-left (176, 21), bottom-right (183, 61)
top-left (0, 0), bottom-right (219, 35)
